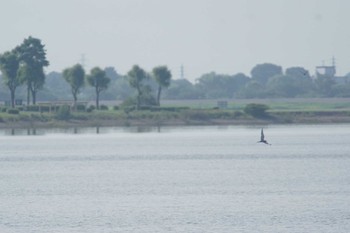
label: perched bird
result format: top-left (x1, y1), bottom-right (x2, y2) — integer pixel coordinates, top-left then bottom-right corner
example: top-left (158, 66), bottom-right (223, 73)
top-left (300, 70), bottom-right (308, 76)
top-left (258, 128), bottom-right (271, 145)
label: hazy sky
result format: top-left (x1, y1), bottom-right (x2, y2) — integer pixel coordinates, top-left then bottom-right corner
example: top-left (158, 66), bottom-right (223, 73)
top-left (1, 0), bottom-right (349, 81)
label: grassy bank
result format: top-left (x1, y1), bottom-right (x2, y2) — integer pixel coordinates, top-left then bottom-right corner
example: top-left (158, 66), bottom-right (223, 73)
top-left (1, 99), bottom-right (350, 128)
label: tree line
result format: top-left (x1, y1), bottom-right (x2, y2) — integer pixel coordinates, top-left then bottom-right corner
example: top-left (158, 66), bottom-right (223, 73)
top-left (1, 37), bottom-right (350, 111)
top-left (0, 37), bottom-right (172, 109)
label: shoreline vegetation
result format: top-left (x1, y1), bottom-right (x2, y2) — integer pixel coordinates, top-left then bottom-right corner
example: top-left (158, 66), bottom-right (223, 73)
top-left (1, 98), bottom-right (350, 129)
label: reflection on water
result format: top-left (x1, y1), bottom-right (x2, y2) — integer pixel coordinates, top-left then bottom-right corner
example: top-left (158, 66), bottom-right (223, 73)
top-left (3, 125), bottom-right (164, 136)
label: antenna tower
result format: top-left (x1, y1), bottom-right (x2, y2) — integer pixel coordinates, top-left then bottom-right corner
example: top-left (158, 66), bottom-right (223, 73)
top-left (180, 64), bottom-right (184, 79)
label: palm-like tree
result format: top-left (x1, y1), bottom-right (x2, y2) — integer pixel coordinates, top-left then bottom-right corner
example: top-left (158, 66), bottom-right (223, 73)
top-left (86, 67), bottom-right (111, 109)
top-left (127, 65), bottom-right (147, 110)
top-left (152, 66), bottom-right (172, 106)
top-left (62, 64), bottom-right (85, 108)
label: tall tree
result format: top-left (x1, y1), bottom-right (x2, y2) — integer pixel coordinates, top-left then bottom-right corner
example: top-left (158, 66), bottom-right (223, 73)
top-left (152, 66), bottom-right (172, 106)
top-left (0, 51), bottom-right (21, 108)
top-left (251, 63), bottom-right (282, 86)
top-left (63, 64), bottom-right (85, 107)
top-left (17, 64), bottom-right (45, 105)
top-left (285, 67), bottom-right (310, 78)
top-left (127, 65), bottom-right (148, 110)
top-left (15, 36), bottom-right (49, 105)
top-left (86, 67), bottom-right (111, 109)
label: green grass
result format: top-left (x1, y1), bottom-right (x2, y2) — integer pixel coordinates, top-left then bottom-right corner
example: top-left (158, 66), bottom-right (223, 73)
top-left (267, 102), bottom-right (350, 112)
top-left (161, 98), bottom-right (350, 112)
top-left (1, 98), bottom-right (350, 127)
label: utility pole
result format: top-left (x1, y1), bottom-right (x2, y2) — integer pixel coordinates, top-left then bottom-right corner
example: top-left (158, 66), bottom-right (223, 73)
top-left (180, 64), bottom-right (184, 79)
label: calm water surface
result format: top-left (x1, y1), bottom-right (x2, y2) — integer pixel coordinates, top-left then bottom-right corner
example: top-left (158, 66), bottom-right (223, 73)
top-left (0, 124), bottom-right (349, 233)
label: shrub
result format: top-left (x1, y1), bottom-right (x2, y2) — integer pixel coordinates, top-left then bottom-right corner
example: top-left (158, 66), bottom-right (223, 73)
top-left (39, 106), bottom-right (50, 112)
top-left (55, 105), bottom-right (71, 120)
top-left (26, 105), bottom-right (40, 112)
top-left (184, 110), bottom-right (210, 121)
top-left (86, 105), bottom-right (95, 113)
top-left (113, 106), bottom-right (119, 111)
top-left (244, 103), bottom-right (269, 118)
top-left (120, 98), bottom-right (136, 114)
top-left (99, 105), bottom-right (108, 110)
top-left (7, 108), bottom-right (19, 114)
top-left (76, 104), bottom-right (86, 111)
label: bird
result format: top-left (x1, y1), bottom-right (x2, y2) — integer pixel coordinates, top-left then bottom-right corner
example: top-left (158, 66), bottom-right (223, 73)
top-left (258, 128), bottom-right (271, 145)
top-left (299, 70), bottom-right (308, 76)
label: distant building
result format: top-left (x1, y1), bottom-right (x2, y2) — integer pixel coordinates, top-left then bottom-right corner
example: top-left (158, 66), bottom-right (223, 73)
top-left (315, 57), bottom-right (336, 78)
top-left (315, 65), bottom-right (336, 77)
top-left (314, 57), bottom-right (350, 84)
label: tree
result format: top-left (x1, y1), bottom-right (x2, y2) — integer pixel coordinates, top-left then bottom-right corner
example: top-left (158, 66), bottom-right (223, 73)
top-left (251, 63), bottom-right (282, 86)
top-left (63, 64), bottom-right (85, 107)
top-left (195, 72), bottom-right (226, 98)
top-left (285, 67), bottom-right (310, 78)
top-left (314, 74), bottom-right (335, 97)
top-left (15, 36), bottom-right (49, 105)
top-left (127, 65), bottom-right (148, 110)
top-left (0, 51), bottom-right (21, 108)
top-left (86, 67), bottom-right (111, 109)
top-left (104, 67), bottom-right (120, 81)
top-left (163, 79), bottom-right (199, 99)
top-left (267, 74), bottom-right (313, 97)
top-left (18, 64), bottom-right (45, 105)
top-left (230, 73), bottom-right (250, 96)
top-left (152, 66), bottom-right (172, 105)
top-left (240, 81), bottom-right (266, 98)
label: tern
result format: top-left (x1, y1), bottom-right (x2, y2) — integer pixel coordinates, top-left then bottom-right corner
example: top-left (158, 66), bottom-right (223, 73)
top-left (258, 128), bottom-right (271, 145)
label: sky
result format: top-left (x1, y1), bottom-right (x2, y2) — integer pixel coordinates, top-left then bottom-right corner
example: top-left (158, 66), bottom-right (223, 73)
top-left (1, 0), bottom-right (350, 81)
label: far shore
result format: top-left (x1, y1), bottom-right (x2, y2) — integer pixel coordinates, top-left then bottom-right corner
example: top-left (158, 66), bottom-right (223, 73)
top-left (0, 110), bottom-right (349, 130)
top-left (1, 97), bottom-right (350, 129)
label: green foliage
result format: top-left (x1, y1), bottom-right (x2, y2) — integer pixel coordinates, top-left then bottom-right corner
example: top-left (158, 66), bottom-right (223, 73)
top-left (63, 64), bottom-right (85, 103)
top-left (7, 108), bottom-right (19, 114)
top-left (86, 105), bottom-right (95, 113)
top-left (2, 36), bottom-right (350, 103)
top-left (15, 36), bottom-right (49, 105)
top-left (314, 74), bottom-right (335, 97)
top-left (251, 63), bottom-right (282, 86)
top-left (163, 79), bottom-right (199, 99)
top-left (244, 103), bottom-right (269, 118)
top-left (120, 98), bottom-right (137, 114)
top-left (152, 65), bottom-right (172, 105)
top-left (86, 67), bottom-right (111, 109)
top-left (127, 65), bottom-right (148, 109)
top-left (26, 105), bottom-right (40, 112)
top-left (99, 105), bottom-right (108, 110)
top-left (195, 72), bottom-right (250, 99)
top-left (0, 51), bottom-right (21, 107)
top-left (153, 66), bottom-right (172, 87)
top-left (267, 74), bottom-right (313, 97)
top-left (76, 104), bottom-right (86, 111)
top-left (240, 81), bottom-right (267, 98)
top-left (55, 105), bottom-right (71, 120)
top-left (39, 106), bottom-right (51, 112)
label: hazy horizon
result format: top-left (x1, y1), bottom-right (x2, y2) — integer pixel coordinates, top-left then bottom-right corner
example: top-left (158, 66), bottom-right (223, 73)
top-left (1, 0), bottom-right (349, 81)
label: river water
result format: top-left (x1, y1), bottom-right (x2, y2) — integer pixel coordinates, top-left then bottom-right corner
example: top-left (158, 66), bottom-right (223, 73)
top-left (0, 124), bottom-right (349, 233)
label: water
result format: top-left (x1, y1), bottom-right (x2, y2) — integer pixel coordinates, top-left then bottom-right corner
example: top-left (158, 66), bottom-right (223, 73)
top-left (0, 124), bottom-right (349, 233)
